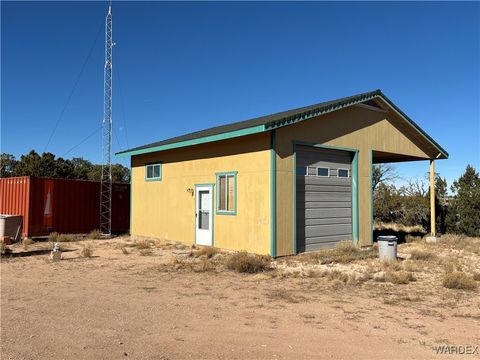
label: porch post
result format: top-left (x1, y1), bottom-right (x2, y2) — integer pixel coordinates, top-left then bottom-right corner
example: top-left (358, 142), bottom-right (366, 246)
top-left (430, 160), bottom-right (436, 236)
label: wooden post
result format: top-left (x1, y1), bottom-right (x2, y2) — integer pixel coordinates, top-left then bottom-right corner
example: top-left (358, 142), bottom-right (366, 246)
top-left (430, 160), bottom-right (436, 236)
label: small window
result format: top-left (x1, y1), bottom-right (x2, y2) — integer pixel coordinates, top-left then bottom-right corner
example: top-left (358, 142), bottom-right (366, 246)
top-left (317, 167), bottom-right (330, 177)
top-left (296, 167), bottom-right (307, 176)
top-left (145, 163), bottom-right (161, 181)
top-left (338, 169), bottom-right (349, 178)
top-left (217, 172), bottom-right (236, 214)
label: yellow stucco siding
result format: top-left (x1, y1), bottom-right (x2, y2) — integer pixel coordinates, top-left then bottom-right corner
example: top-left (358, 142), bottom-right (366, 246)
top-left (131, 132), bottom-right (271, 255)
top-left (275, 105), bottom-right (432, 256)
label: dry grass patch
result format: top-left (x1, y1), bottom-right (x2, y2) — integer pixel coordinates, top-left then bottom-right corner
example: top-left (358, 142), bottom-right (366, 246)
top-left (87, 229), bottom-right (102, 239)
top-left (410, 249), bottom-right (437, 261)
top-left (436, 234), bottom-right (480, 255)
top-left (326, 270), bottom-right (350, 283)
top-left (132, 239), bottom-right (153, 250)
top-left (439, 258), bottom-right (463, 273)
top-left (374, 222), bottom-right (425, 233)
top-left (193, 247), bottom-right (218, 259)
top-left (139, 249), bottom-right (153, 256)
top-left (80, 243), bottom-right (94, 258)
top-left (385, 271), bottom-right (416, 284)
top-left (48, 232), bottom-right (83, 242)
top-left (381, 260), bottom-right (402, 271)
top-left (442, 272), bottom-right (478, 291)
top-left (193, 257), bottom-right (217, 272)
top-left (22, 238), bottom-right (34, 250)
top-left (225, 251), bottom-right (271, 273)
top-left (303, 241), bottom-right (377, 264)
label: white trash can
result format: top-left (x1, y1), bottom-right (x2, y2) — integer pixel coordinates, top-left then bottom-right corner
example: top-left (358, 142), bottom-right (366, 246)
top-left (377, 235), bottom-right (397, 261)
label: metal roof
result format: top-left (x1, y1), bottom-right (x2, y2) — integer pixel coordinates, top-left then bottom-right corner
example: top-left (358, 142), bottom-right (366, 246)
top-left (116, 89), bottom-right (448, 158)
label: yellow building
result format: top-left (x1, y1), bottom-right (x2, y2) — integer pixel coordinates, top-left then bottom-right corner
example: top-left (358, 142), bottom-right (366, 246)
top-left (117, 90), bottom-right (447, 256)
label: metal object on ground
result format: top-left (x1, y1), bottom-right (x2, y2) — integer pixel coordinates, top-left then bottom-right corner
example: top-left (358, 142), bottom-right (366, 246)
top-left (0, 215), bottom-right (23, 243)
top-left (377, 235), bottom-right (397, 261)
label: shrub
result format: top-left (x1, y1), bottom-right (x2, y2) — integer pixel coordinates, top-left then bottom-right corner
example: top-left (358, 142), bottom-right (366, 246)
top-left (410, 250), bottom-right (437, 261)
top-left (87, 229), bottom-right (102, 239)
top-left (48, 232), bottom-right (59, 242)
top-left (49, 233), bottom-right (82, 242)
top-left (194, 257), bottom-right (216, 272)
top-left (385, 271), bottom-right (416, 284)
top-left (472, 272), bottom-right (480, 281)
top-left (194, 247), bottom-right (218, 259)
top-left (442, 272), bottom-right (477, 290)
top-left (80, 244), bottom-right (94, 258)
top-left (225, 251), bottom-right (271, 273)
top-left (22, 237), bottom-right (34, 249)
top-left (326, 270), bottom-right (349, 283)
top-left (134, 240), bottom-right (151, 250)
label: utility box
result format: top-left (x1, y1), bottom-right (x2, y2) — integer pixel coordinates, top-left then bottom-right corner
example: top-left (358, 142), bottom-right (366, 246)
top-left (0, 215), bottom-right (23, 243)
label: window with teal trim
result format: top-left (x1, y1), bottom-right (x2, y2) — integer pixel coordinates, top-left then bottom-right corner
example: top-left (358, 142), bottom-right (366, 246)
top-left (145, 163), bottom-right (161, 181)
top-left (217, 173), bottom-right (236, 214)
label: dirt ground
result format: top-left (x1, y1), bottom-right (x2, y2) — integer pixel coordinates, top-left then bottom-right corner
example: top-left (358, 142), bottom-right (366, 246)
top-left (1, 235), bottom-right (479, 360)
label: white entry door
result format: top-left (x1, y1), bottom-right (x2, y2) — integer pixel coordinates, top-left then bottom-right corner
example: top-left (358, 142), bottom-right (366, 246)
top-left (195, 185), bottom-right (213, 246)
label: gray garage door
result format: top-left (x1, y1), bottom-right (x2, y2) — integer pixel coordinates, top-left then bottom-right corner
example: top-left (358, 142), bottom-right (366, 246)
top-left (296, 146), bottom-right (353, 252)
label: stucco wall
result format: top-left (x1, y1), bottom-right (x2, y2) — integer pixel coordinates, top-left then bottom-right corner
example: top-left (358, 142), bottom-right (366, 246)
top-left (131, 132), bottom-right (271, 255)
top-left (275, 105), bottom-right (431, 256)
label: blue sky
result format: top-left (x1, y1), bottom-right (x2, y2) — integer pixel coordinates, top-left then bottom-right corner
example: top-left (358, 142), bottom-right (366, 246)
top-left (2, 1), bottom-right (479, 187)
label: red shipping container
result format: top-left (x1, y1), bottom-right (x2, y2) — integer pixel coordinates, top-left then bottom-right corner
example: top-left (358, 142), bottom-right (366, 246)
top-left (0, 177), bottom-right (130, 237)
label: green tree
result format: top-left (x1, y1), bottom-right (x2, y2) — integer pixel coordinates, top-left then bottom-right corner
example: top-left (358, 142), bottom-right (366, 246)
top-left (0, 153), bottom-right (18, 177)
top-left (446, 165), bottom-right (480, 237)
top-left (1, 150), bottom-right (130, 183)
top-left (71, 157), bottom-right (93, 180)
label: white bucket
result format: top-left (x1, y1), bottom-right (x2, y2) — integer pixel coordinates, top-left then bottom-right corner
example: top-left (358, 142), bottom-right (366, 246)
top-left (377, 235), bottom-right (397, 261)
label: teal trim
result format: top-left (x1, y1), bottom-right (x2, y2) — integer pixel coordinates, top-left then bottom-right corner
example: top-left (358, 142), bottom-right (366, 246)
top-left (369, 149), bottom-right (374, 244)
top-left (117, 125), bottom-right (266, 158)
top-left (270, 130), bottom-right (276, 258)
top-left (293, 143), bottom-right (297, 255)
top-left (129, 159), bottom-right (132, 235)
top-left (215, 172), bottom-right (237, 215)
top-left (145, 162), bottom-right (162, 181)
top-left (352, 152), bottom-right (359, 244)
top-left (293, 141), bottom-right (360, 253)
top-left (194, 184), bottom-right (215, 246)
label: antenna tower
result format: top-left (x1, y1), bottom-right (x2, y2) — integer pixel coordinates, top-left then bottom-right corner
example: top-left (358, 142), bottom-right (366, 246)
top-left (100, 4), bottom-right (113, 236)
